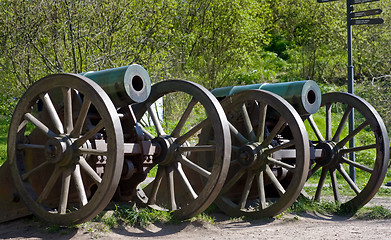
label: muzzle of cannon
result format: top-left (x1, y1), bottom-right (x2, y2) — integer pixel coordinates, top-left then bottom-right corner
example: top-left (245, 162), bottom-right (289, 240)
top-left (212, 80), bottom-right (321, 116)
top-left (0, 65), bottom-right (232, 225)
top-left (79, 64), bottom-right (151, 106)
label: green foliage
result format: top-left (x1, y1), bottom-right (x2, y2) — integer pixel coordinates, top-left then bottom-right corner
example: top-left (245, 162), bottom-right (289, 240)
top-left (0, 0), bottom-right (390, 116)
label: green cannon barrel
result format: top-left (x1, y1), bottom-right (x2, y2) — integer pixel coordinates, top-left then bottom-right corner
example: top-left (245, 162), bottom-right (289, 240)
top-left (211, 80), bottom-right (321, 116)
top-left (80, 64), bottom-right (151, 107)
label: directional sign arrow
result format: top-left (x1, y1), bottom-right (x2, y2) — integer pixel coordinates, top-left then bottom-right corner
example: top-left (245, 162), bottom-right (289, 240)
top-left (351, 18), bottom-right (384, 25)
top-left (351, 0), bottom-right (380, 5)
top-left (351, 9), bottom-right (382, 18)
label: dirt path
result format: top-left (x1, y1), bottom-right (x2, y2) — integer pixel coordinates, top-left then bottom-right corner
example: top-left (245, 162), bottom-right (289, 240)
top-left (1, 196), bottom-right (391, 239)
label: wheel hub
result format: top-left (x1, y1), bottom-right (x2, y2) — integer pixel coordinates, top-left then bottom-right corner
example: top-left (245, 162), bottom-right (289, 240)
top-left (44, 136), bottom-right (75, 166)
top-left (237, 142), bottom-right (266, 169)
top-left (315, 141), bottom-right (339, 167)
top-left (151, 136), bottom-right (178, 165)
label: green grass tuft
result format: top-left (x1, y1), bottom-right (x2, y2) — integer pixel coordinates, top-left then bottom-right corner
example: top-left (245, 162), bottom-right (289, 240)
top-left (287, 195), bottom-right (343, 215)
top-left (99, 205), bottom-right (173, 228)
top-left (355, 205), bottom-right (391, 220)
top-left (189, 212), bottom-right (215, 225)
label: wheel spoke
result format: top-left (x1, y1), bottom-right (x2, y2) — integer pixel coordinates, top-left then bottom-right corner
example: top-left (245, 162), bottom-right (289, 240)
top-left (221, 169), bottom-right (246, 194)
top-left (307, 115), bottom-right (325, 142)
top-left (22, 161), bottom-right (50, 181)
top-left (166, 167), bottom-right (177, 210)
top-left (332, 105), bottom-right (353, 142)
top-left (307, 163), bottom-right (321, 179)
top-left (341, 156), bottom-right (374, 173)
top-left (178, 145), bottom-right (216, 153)
top-left (239, 172), bottom-right (255, 209)
top-left (262, 118), bottom-right (285, 148)
top-left (74, 120), bottom-right (104, 147)
top-left (40, 93), bottom-right (64, 134)
top-left (37, 166), bottom-right (62, 203)
top-left (326, 103), bottom-right (332, 141)
top-left (175, 162), bottom-right (198, 200)
top-left (59, 169), bottom-right (72, 214)
top-left (171, 97), bottom-right (198, 137)
top-left (147, 102), bottom-right (165, 136)
top-left (337, 121), bottom-right (369, 148)
top-left (17, 144), bottom-right (45, 150)
top-left (147, 166), bottom-right (164, 205)
top-left (256, 102), bottom-right (267, 142)
top-left (179, 155), bottom-right (211, 178)
top-left (24, 113), bottom-right (57, 138)
top-left (176, 118), bottom-right (210, 145)
top-left (79, 157), bottom-right (102, 184)
top-left (266, 157), bottom-right (296, 172)
top-left (62, 88), bottom-right (74, 134)
top-left (72, 164), bottom-right (88, 206)
top-left (264, 140), bottom-right (295, 155)
top-left (314, 168), bottom-right (327, 201)
top-left (228, 121), bottom-right (249, 145)
top-left (70, 97), bottom-right (91, 138)
top-left (140, 125), bottom-right (155, 140)
top-left (330, 169), bottom-right (340, 202)
top-left (17, 120), bottom-right (28, 133)
top-left (256, 171), bottom-right (266, 210)
top-left (265, 165), bottom-right (285, 196)
top-left (339, 144), bottom-right (376, 155)
top-left (78, 148), bottom-right (108, 156)
top-left (337, 164), bottom-right (361, 195)
top-left (241, 103), bottom-right (256, 142)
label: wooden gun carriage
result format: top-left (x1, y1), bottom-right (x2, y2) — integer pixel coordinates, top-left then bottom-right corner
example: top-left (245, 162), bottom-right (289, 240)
top-left (0, 65), bottom-right (388, 224)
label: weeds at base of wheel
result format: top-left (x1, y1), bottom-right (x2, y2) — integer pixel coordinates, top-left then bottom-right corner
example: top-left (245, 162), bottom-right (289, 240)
top-left (189, 212), bottom-right (215, 225)
top-left (286, 195), bottom-right (344, 215)
top-left (355, 205), bottom-right (391, 220)
top-left (93, 205), bottom-right (173, 229)
top-left (229, 216), bottom-right (246, 222)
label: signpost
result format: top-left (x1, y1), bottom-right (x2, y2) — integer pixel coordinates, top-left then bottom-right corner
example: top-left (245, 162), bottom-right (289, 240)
top-left (351, 0), bottom-right (380, 4)
top-left (317, 0), bottom-right (384, 182)
top-left (350, 9), bottom-right (382, 18)
top-left (351, 18), bottom-right (384, 25)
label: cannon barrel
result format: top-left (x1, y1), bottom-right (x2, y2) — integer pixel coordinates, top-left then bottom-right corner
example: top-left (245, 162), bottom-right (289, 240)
top-left (80, 64), bottom-right (151, 107)
top-left (211, 80), bottom-right (321, 116)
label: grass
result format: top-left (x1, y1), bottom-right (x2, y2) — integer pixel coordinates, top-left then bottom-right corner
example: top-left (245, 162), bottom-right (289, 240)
top-left (356, 205), bottom-right (391, 220)
top-left (287, 195), bottom-right (391, 220)
top-left (287, 195), bottom-right (343, 215)
top-left (0, 116), bottom-right (9, 166)
top-left (93, 204), bottom-right (173, 229)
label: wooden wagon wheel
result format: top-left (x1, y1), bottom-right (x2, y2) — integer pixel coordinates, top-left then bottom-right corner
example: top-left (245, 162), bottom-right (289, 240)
top-left (8, 74), bottom-right (124, 225)
top-left (305, 92), bottom-right (389, 211)
top-left (132, 80), bottom-right (231, 219)
top-left (210, 90), bottom-right (310, 218)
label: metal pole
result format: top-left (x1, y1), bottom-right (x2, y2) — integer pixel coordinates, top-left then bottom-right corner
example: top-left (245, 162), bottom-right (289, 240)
top-left (347, 0), bottom-right (355, 182)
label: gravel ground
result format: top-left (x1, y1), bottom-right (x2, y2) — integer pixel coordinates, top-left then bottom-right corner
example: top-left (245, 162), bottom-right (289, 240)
top-left (1, 194), bottom-right (391, 240)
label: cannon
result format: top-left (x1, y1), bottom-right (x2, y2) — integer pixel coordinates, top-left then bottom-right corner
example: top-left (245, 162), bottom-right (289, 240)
top-left (0, 65), bottom-right (232, 225)
top-left (0, 64), bottom-right (388, 225)
top-left (208, 80), bottom-right (389, 217)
